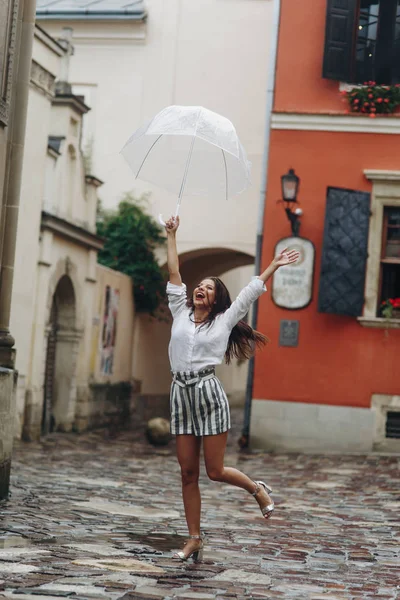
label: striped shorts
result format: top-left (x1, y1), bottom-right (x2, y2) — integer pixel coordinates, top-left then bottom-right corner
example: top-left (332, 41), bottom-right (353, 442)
top-left (170, 367), bottom-right (231, 436)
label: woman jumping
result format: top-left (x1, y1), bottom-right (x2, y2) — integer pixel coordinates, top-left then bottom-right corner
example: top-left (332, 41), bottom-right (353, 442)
top-left (165, 215), bottom-right (299, 562)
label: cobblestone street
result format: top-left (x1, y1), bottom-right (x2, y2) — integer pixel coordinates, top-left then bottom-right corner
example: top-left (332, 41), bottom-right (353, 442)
top-left (0, 410), bottom-right (399, 600)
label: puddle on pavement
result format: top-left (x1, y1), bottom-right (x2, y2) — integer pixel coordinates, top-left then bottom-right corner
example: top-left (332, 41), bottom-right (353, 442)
top-left (126, 532), bottom-right (181, 552)
top-left (0, 535), bottom-right (32, 549)
top-left (0, 529), bottom-right (181, 554)
top-left (0, 533), bottom-right (60, 549)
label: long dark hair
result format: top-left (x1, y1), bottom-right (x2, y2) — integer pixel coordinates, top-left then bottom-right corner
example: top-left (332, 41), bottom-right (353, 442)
top-left (187, 276), bottom-right (268, 364)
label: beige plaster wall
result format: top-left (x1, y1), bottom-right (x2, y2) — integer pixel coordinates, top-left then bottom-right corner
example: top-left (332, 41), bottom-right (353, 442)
top-left (10, 32), bottom-right (60, 437)
top-left (11, 27), bottom-right (100, 438)
top-left (47, 104), bottom-right (89, 228)
top-left (74, 264), bottom-right (135, 431)
top-left (92, 264), bottom-right (134, 384)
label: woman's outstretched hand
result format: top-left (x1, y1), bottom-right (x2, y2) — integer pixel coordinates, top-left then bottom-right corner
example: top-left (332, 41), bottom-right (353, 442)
top-left (165, 215), bottom-right (180, 235)
top-left (258, 247), bottom-right (300, 283)
top-left (273, 247), bottom-right (300, 268)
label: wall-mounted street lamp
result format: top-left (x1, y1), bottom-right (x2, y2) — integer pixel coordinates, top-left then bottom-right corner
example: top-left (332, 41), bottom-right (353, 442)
top-left (281, 168), bottom-right (303, 237)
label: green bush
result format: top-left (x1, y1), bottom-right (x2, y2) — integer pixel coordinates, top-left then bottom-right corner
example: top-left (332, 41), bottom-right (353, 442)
top-left (97, 193), bottom-right (166, 314)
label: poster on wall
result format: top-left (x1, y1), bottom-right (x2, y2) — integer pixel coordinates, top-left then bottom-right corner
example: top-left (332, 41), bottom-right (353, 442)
top-left (272, 237), bottom-right (315, 309)
top-left (100, 286), bottom-right (119, 375)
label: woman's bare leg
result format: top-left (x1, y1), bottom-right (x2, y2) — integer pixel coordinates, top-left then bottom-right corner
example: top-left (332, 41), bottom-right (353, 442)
top-left (203, 432), bottom-right (273, 509)
top-left (175, 434), bottom-right (203, 555)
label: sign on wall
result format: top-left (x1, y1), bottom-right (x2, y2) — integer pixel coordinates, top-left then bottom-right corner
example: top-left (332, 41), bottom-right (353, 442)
top-left (279, 320), bottom-right (300, 347)
top-left (100, 286), bottom-right (120, 375)
top-left (272, 237), bottom-right (315, 310)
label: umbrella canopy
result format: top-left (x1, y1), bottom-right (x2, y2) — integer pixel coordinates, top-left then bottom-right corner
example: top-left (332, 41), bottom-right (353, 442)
top-left (121, 106), bottom-right (251, 219)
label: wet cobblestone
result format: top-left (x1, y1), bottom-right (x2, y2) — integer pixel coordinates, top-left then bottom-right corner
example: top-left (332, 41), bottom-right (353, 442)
top-left (0, 409), bottom-right (399, 599)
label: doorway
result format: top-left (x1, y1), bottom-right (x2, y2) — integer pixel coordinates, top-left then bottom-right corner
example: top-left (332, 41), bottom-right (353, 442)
top-left (42, 275), bottom-right (78, 434)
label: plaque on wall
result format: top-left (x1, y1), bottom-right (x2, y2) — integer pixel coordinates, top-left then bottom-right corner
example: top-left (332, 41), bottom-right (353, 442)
top-left (279, 320), bottom-right (299, 347)
top-left (272, 236), bottom-right (315, 309)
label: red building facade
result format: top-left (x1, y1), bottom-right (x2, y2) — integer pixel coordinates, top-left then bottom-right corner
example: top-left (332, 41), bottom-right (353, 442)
top-left (251, 0), bottom-right (400, 452)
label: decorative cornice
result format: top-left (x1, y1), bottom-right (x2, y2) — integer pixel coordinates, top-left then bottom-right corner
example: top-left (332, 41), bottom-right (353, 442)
top-left (66, 36), bottom-right (146, 45)
top-left (61, 26), bottom-right (147, 45)
top-left (52, 93), bottom-right (90, 115)
top-left (41, 211), bottom-right (104, 251)
top-left (34, 24), bottom-right (65, 57)
top-left (37, 13), bottom-right (147, 21)
top-left (85, 175), bottom-right (104, 188)
top-left (364, 170), bottom-right (400, 182)
top-left (30, 60), bottom-right (56, 98)
top-left (36, 6), bottom-right (147, 22)
top-left (271, 112), bottom-right (400, 135)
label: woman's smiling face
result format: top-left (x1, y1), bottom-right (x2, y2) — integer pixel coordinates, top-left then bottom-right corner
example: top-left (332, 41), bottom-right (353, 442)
top-left (193, 278), bottom-right (216, 309)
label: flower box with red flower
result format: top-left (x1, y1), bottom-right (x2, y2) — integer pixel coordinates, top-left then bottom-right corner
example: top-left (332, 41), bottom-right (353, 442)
top-left (380, 298), bottom-right (400, 319)
top-left (341, 82), bottom-right (400, 116)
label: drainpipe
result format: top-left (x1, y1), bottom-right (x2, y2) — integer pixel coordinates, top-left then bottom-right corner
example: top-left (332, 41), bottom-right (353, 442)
top-left (0, 0), bottom-right (37, 367)
top-left (241, 0), bottom-right (281, 448)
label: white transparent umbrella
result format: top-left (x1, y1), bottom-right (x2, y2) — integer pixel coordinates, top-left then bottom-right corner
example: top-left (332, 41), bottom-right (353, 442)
top-left (120, 105), bottom-right (251, 225)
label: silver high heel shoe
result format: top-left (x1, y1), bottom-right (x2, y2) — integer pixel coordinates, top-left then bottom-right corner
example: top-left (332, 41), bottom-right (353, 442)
top-left (252, 480), bottom-right (275, 519)
top-left (173, 534), bottom-right (204, 562)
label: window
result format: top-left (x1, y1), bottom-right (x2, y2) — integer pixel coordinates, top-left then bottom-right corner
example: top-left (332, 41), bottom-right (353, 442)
top-left (355, 1), bottom-right (380, 84)
top-left (359, 171), bottom-right (400, 328)
top-left (386, 411), bottom-right (400, 439)
top-left (379, 207), bottom-right (400, 314)
top-left (317, 176), bottom-right (400, 326)
top-left (323, 0), bottom-right (400, 84)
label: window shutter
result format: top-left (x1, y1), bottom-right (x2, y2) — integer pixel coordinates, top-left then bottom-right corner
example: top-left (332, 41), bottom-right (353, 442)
top-left (322, 0), bottom-right (358, 81)
top-left (318, 187), bottom-right (370, 317)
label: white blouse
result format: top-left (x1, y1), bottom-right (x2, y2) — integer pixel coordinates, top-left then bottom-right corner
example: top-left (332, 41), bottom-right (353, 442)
top-left (167, 277), bottom-right (267, 373)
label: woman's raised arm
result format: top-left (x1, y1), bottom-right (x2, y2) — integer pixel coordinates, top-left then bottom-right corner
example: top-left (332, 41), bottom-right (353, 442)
top-left (258, 248), bottom-right (300, 284)
top-left (165, 216), bottom-right (182, 286)
top-left (222, 248), bottom-right (300, 330)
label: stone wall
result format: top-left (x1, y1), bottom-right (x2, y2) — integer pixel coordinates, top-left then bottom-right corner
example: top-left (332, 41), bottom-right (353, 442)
top-left (0, 368), bottom-right (17, 497)
top-left (250, 399), bottom-right (375, 453)
top-left (75, 381), bottom-right (138, 432)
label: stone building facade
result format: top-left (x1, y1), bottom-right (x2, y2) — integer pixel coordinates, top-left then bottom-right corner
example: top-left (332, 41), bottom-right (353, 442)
top-left (10, 25), bottom-right (136, 442)
top-left (0, 1), bottom-right (37, 498)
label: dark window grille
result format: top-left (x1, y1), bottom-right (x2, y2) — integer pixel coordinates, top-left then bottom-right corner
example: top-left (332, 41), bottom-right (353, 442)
top-left (385, 411), bottom-right (400, 438)
top-left (318, 187), bottom-right (370, 317)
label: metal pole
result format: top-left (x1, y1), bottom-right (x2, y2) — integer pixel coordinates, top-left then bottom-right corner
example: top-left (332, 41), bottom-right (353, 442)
top-left (176, 134), bottom-right (196, 216)
top-left (240, 0), bottom-right (282, 448)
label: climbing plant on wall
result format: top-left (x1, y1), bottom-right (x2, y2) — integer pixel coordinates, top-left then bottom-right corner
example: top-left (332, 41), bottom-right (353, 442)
top-left (97, 193), bottom-right (167, 314)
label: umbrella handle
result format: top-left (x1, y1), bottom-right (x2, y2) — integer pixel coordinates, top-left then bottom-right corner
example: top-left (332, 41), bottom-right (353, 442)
top-left (159, 203), bottom-right (180, 228)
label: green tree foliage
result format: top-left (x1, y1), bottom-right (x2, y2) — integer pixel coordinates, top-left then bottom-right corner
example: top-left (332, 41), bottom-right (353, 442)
top-left (97, 193), bottom-right (166, 314)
